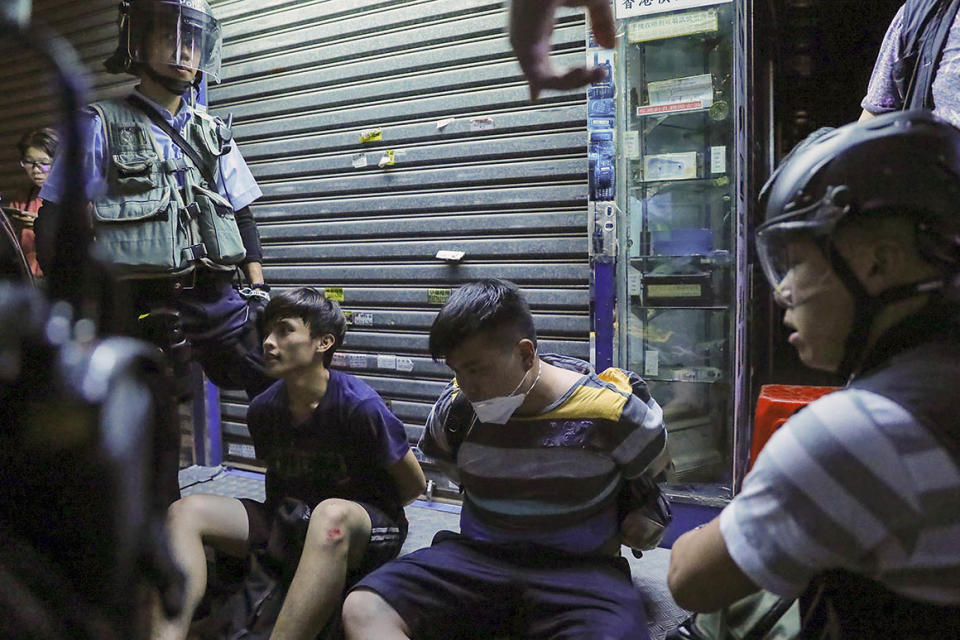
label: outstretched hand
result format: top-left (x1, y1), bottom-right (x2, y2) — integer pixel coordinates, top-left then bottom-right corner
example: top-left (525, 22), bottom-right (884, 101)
top-left (510, 0), bottom-right (616, 100)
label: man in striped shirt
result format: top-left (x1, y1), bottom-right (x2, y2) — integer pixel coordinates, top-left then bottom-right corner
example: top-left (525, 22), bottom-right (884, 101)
top-left (668, 111), bottom-right (960, 637)
top-left (343, 278), bottom-right (671, 639)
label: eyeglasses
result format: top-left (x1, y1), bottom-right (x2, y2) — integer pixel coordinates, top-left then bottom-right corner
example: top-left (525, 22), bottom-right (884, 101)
top-left (20, 159), bottom-right (52, 171)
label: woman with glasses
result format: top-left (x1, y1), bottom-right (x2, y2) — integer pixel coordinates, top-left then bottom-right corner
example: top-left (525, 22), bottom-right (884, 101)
top-left (7, 127), bottom-right (58, 278)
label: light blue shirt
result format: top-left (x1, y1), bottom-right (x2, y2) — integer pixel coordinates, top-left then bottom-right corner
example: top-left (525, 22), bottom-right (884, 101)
top-left (40, 88), bottom-right (261, 210)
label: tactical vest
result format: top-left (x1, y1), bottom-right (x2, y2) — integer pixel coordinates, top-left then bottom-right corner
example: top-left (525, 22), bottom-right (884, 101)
top-left (800, 311), bottom-right (960, 638)
top-left (89, 98), bottom-right (246, 277)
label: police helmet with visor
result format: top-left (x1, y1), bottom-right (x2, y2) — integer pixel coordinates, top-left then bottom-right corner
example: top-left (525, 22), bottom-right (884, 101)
top-left (757, 110), bottom-right (960, 310)
top-left (105, 0), bottom-right (222, 84)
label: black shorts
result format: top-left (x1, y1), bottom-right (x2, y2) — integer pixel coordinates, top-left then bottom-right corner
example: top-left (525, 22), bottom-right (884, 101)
top-left (351, 530), bottom-right (648, 640)
top-left (240, 498), bottom-right (407, 582)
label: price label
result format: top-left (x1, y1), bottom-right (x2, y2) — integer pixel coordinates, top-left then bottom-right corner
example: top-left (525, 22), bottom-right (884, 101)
top-left (428, 288), bottom-right (452, 304)
top-left (647, 284), bottom-right (702, 298)
top-left (644, 350), bottom-right (660, 377)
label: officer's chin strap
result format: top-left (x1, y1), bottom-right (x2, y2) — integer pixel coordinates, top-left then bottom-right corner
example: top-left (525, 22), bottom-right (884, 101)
top-left (824, 241), bottom-right (945, 380)
top-left (140, 63), bottom-right (195, 97)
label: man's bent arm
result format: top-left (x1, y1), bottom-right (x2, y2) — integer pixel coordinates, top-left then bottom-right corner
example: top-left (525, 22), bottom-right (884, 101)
top-left (418, 381), bottom-right (461, 484)
top-left (667, 517), bottom-right (759, 612)
top-left (387, 449), bottom-right (426, 505)
top-left (235, 205), bottom-right (264, 285)
top-left (242, 261), bottom-right (264, 286)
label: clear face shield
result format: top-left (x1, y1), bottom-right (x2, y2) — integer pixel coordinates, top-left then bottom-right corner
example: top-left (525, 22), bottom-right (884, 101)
top-left (755, 194), bottom-right (846, 309)
top-left (128, 2), bottom-right (222, 83)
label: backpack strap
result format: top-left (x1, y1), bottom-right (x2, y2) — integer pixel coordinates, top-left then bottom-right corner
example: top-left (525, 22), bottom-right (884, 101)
top-left (899, 0), bottom-right (960, 109)
top-left (444, 392), bottom-right (476, 461)
top-left (442, 360), bottom-right (658, 460)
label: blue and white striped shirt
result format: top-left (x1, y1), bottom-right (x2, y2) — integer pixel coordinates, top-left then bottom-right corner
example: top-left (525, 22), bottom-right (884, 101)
top-left (721, 388), bottom-right (960, 605)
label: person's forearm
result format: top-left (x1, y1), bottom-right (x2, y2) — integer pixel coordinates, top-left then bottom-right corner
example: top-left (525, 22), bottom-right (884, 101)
top-left (668, 518), bottom-right (759, 612)
top-left (397, 451), bottom-right (428, 505)
top-left (243, 261), bottom-right (264, 285)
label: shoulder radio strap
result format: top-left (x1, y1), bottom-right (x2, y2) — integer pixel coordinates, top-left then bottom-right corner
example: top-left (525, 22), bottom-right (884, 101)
top-left (126, 94), bottom-right (218, 189)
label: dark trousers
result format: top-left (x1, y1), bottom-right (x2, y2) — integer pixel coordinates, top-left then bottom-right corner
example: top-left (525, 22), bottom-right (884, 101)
top-left (122, 268), bottom-right (272, 400)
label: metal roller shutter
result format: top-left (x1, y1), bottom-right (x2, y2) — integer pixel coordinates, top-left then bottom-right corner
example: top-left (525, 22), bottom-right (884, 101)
top-left (0, 0), bottom-right (135, 198)
top-left (208, 0), bottom-right (591, 491)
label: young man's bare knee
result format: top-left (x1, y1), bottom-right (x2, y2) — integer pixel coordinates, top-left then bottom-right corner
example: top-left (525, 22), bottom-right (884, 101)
top-left (165, 495), bottom-right (208, 539)
top-left (165, 494), bottom-right (250, 557)
top-left (303, 499), bottom-right (371, 561)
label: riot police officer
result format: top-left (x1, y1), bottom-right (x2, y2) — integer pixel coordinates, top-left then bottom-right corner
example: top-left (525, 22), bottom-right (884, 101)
top-left (36, 0), bottom-right (272, 399)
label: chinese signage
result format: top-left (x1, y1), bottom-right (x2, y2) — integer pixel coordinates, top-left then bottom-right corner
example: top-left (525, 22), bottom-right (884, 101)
top-left (615, 0), bottom-right (731, 20)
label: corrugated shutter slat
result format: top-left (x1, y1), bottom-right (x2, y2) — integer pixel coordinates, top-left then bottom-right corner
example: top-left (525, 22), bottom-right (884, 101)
top-left (212, 2), bottom-right (593, 480)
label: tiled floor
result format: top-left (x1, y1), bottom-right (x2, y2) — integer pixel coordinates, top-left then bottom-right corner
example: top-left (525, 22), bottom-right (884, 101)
top-left (179, 466), bottom-right (689, 639)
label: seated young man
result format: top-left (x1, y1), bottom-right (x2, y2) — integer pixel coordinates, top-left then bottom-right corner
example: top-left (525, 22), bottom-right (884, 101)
top-left (154, 287), bottom-right (425, 640)
top-left (342, 279), bottom-right (671, 640)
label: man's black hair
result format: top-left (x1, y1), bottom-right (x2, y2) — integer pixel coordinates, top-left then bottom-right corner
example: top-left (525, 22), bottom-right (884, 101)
top-left (429, 278), bottom-right (536, 361)
top-left (262, 287), bottom-right (346, 368)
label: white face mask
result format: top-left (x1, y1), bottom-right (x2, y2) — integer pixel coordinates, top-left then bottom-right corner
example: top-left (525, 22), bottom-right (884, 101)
top-left (469, 359), bottom-right (542, 425)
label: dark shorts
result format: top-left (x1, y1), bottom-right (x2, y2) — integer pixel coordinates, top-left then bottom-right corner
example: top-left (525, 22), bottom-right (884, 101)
top-left (240, 498), bottom-right (407, 582)
top-left (351, 530), bottom-right (649, 640)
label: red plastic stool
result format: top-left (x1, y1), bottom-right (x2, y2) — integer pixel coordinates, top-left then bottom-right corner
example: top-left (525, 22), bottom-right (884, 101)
top-left (750, 384), bottom-right (840, 470)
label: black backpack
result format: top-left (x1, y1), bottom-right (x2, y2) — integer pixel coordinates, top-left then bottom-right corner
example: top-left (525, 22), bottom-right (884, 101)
top-left (894, 0), bottom-right (960, 109)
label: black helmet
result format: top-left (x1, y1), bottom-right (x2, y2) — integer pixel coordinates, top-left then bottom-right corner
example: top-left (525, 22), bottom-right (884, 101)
top-left (757, 110), bottom-right (960, 293)
top-left (105, 0), bottom-right (222, 84)
top-left (756, 110), bottom-right (960, 376)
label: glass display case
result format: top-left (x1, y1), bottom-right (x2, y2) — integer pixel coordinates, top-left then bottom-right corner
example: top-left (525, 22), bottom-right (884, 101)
top-left (612, 0), bottom-right (747, 506)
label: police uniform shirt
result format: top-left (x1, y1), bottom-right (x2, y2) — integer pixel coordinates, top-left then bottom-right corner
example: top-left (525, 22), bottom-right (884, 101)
top-left (39, 88), bottom-right (262, 210)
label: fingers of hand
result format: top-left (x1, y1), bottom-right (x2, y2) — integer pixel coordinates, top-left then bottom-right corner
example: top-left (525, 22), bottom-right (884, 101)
top-left (562, 0), bottom-right (616, 47)
top-left (10, 210), bottom-right (37, 226)
top-left (514, 0), bottom-right (612, 99)
top-left (536, 64), bottom-right (606, 91)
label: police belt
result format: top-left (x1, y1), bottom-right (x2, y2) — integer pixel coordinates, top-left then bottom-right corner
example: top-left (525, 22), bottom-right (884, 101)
top-left (136, 266), bottom-right (236, 297)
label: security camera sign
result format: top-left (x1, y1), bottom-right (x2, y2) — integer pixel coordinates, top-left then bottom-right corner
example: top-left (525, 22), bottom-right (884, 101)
top-left (615, 0), bottom-right (731, 20)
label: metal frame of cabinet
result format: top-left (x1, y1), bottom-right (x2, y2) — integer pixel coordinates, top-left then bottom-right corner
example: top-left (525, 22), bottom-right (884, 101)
top-left (609, 0), bottom-right (753, 509)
